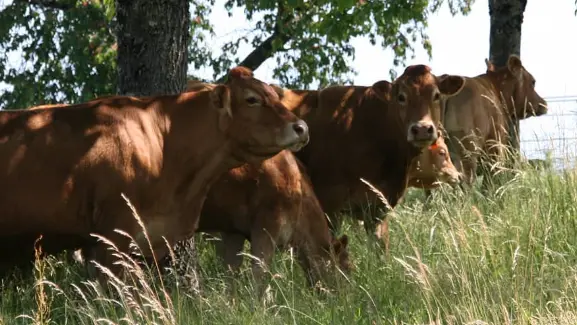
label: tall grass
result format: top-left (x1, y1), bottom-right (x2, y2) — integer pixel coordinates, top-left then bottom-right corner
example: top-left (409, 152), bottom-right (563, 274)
top-left (2, 162), bottom-right (577, 325)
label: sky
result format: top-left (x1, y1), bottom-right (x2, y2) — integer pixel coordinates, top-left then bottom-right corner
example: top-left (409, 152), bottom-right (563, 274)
top-left (2, 0), bottom-right (577, 166)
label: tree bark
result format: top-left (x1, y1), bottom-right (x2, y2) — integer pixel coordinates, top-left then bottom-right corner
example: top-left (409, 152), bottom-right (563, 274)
top-left (488, 0), bottom-right (527, 154)
top-left (115, 0), bottom-right (190, 96)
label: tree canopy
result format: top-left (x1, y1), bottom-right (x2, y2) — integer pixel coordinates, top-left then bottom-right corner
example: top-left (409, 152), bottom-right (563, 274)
top-left (0, 0), bottom-right (474, 110)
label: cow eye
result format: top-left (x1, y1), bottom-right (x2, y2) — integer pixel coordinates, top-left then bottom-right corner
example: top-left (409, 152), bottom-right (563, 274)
top-left (531, 80), bottom-right (536, 87)
top-left (433, 92), bottom-right (440, 101)
top-left (246, 96), bottom-right (259, 105)
top-left (397, 93), bottom-right (406, 103)
top-left (438, 149), bottom-right (446, 156)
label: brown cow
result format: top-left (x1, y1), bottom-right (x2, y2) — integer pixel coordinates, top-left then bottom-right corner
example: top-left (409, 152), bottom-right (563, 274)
top-left (186, 79), bottom-right (460, 191)
top-left (159, 72), bottom-right (463, 289)
top-left (344, 133), bottom-right (461, 252)
top-left (67, 81), bottom-right (348, 294)
top-left (169, 72), bottom-right (462, 280)
top-left (272, 66), bottom-right (465, 236)
top-left (442, 55), bottom-right (548, 186)
top-left (195, 150), bottom-right (351, 291)
top-left (168, 80), bottom-right (349, 292)
top-left (407, 133), bottom-right (461, 190)
top-left (347, 131), bottom-right (462, 206)
top-left (0, 67), bottom-right (310, 282)
top-left (272, 87), bottom-right (462, 195)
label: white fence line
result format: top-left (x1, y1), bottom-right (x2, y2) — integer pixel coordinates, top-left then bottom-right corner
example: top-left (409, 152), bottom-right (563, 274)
top-left (520, 96), bottom-right (577, 169)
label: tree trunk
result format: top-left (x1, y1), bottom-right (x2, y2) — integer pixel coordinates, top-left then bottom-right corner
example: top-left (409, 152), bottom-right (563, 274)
top-left (114, 0), bottom-right (198, 292)
top-left (115, 0), bottom-right (190, 96)
top-left (488, 0), bottom-right (527, 155)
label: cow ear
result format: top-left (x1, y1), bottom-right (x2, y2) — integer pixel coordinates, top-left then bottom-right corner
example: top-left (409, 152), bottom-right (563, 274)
top-left (187, 79), bottom-right (215, 92)
top-left (269, 84), bottom-right (285, 99)
top-left (438, 75), bottom-right (465, 97)
top-left (334, 234), bottom-right (349, 251)
top-left (507, 55), bottom-right (523, 78)
top-left (210, 85), bottom-right (232, 119)
top-left (371, 80), bottom-right (392, 100)
top-left (186, 79), bottom-right (199, 91)
top-left (485, 58), bottom-right (496, 72)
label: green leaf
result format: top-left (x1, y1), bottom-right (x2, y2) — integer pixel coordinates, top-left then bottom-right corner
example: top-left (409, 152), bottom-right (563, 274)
top-left (337, 0), bottom-right (355, 12)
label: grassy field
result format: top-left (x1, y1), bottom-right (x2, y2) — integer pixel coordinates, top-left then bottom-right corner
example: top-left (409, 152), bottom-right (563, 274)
top-left (2, 161), bottom-right (577, 325)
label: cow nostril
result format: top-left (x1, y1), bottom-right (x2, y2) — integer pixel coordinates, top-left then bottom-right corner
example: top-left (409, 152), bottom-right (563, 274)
top-left (292, 122), bottom-right (306, 136)
top-left (427, 125), bottom-right (435, 134)
top-left (410, 125), bottom-right (419, 135)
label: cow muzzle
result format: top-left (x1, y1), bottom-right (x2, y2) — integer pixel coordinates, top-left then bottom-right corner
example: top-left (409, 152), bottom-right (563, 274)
top-left (279, 119), bottom-right (310, 152)
top-left (535, 102), bottom-right (548, 116)
top-left (407, 121), bottom-right (438, 148)
top-left (441, 168), bottom-right (462, 186)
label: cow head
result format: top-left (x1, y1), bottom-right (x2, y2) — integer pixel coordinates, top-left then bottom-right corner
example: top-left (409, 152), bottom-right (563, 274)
top-left (485, 55), bottom-right (548, 118)
top-left (211, 67), bottom-right (310, 160)
top-left (331, 234), bottom-right (352, 273)
top-left (413, 132), bottom-right (461, 186)
top-left (384, 65), bottom-right (465, 149)
top-left (305, 234), bottom-right (352, 290)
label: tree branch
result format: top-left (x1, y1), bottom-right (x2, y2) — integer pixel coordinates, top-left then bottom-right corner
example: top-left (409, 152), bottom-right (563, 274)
top-left (216, 0), bottom-right (293, 83)
top-left (16, 0), bottom-right (76, 10)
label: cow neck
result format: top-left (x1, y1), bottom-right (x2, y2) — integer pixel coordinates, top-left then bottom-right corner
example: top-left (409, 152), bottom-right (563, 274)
top-left (366, 90), bottom-right (416, 168)
top-left (283, 89), bottom-right (318, 119)
top-left (364, 89), bottom-right (420, 201)
top-left (477, 72), bottom-right (511, 116)
top-left (180, 145), bottom-right (231, 205)
top-left (154, 92), bottom-right (233, 206)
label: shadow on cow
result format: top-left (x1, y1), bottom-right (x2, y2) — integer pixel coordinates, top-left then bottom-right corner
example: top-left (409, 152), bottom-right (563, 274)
top-left (0, 67), bottom-right (309, 288)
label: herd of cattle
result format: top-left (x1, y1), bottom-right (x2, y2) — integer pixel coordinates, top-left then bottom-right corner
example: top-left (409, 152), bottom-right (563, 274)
top-left (0, 54), bottom-right (547, 293)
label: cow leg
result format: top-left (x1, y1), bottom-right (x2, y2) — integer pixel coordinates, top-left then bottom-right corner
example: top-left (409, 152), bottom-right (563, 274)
top-left (478, 157), bottom-right (495, 194)
top-left (163, 237), bottom-right (200, 294)
top-left (83, 232), bottom-right (131, 289)
top-left (479, 138), bottom-right (507, 194)
top-left (314, 185), bottom-right (348, 233)
top-left (295, 248), bottom-right (323, 289)
top-left (216, 232), bottom-right (246, 273)
top-left (364, 204), bottom-right (381, 233)
top-left (448, 132), bottom-right (479, 190)
top-left (249, 225), bottom-right (277, 297)
top-left (459, 156), bottom-right (478, 189)
top-left (370, 182), bottom-right (404, 256)
top-left (292, 232), bottom-right (331, 290)
top-left (327, 212), bottom-right (344, 234)
top-left (424, 189), bottom-right (433, 198)
top-left (214, 232), bottom-right (246, 295)
top-left (359, 194), bottom-right (383, 237)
